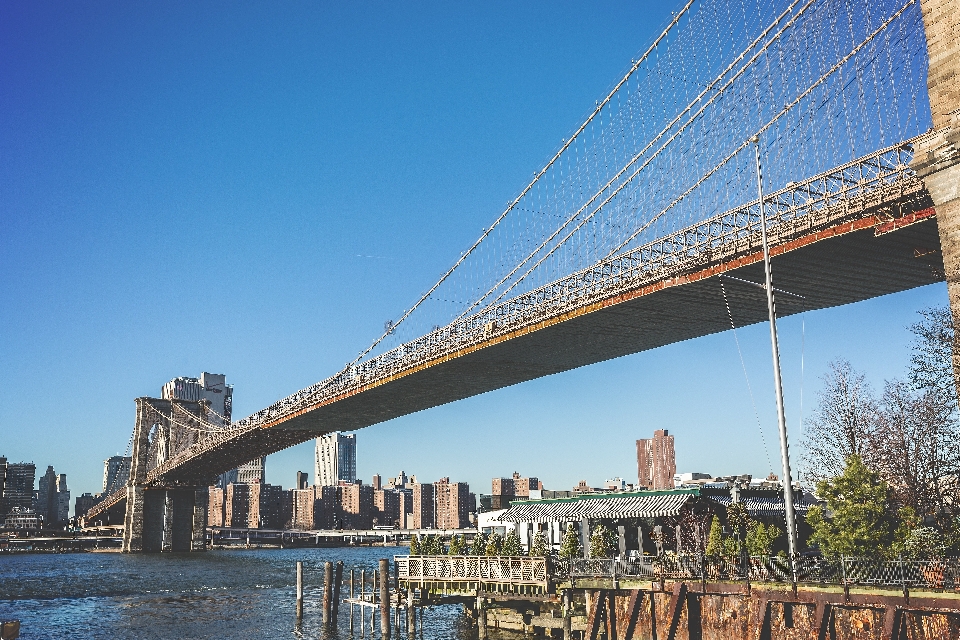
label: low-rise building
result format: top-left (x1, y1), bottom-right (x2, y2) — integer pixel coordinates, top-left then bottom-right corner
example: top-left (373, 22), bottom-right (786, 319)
top-left (4, 507), bottom-right (40, 530)
top-left (673, 472), bottom-right (713, 488)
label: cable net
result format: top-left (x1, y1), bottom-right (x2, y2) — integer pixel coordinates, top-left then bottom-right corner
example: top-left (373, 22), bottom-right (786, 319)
top-left (361, 0), bottom-right (931, 361)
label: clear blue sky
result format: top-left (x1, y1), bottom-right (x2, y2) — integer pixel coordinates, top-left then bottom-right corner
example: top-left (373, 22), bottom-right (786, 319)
top-left (0, 1), bottom-right (946, 511)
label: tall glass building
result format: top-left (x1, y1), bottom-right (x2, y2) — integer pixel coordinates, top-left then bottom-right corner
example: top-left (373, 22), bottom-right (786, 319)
top-left (314, 433), bottom-right (356, 486)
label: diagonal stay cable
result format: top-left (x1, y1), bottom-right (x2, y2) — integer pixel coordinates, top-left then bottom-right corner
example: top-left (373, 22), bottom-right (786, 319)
top-left (603, 0), bottom-right (917, 260)
top-left (470, 0), bottom-right (831, 315)
top-left (349, 0), bottom-right (697, 366)
top-left (452, 0), bottom-right (807, 324)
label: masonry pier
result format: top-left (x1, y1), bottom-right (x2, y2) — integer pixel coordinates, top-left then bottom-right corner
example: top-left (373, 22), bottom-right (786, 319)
top-left (121, 398), bottom-right (210, 553)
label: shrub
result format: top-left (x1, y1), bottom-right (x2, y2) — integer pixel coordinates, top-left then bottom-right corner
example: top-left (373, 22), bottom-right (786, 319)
top-left (448, 534), bottom-right (467, 555)
top-left (531, 532), bottom-right (549, 558)
top-left (902, 527), bottom-right (946, 560)
top-left (485, 533), bottom-right (504, 556)
top-left (470, 532), bottom-right (487, 556)
top-left (559, 524), bottom-right (582, 559)
top-left (501, 530), bottom-right (523, 556)
top-left (589, 523), bottom-right (618, 558)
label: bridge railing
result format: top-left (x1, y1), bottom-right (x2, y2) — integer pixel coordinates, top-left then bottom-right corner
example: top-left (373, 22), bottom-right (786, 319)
top-left (149, 139), bottom-right (928, 482)
top-left (396, 555), bottom-right (549, 585)
top-left (567, 554), bottom-right (960, 591)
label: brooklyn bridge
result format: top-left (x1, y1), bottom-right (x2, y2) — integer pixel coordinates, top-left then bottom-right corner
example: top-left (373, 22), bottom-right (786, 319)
top-left (85, 0), bottom-right (960, 553)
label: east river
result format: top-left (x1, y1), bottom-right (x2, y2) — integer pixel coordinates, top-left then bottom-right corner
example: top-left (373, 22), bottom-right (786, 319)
top-left (0, 547), bottom-right (488, 640)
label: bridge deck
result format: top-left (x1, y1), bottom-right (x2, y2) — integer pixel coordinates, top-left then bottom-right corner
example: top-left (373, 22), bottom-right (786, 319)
top-left (159, 205), bottom-right (940, 485)
top-left (139, 141), bottom-right (943, 486)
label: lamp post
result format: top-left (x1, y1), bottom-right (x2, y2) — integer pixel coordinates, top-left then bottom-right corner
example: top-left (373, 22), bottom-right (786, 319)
top-left (750, 136), bottom-right (799, 571)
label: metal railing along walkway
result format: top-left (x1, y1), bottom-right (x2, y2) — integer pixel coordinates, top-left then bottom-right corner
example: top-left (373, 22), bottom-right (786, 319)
top-left (396, 555), bottom-right (549, 586)
top-left (567, 554), bottom-right (960, 591)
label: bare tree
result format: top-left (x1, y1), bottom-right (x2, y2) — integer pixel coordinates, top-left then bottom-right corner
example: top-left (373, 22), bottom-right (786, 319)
top-left (872, 380), bottom-right (959, 523)
top-left (909, 306), bottom-right (958, 410)
top-left (801, 360), bottom-right (879, 484)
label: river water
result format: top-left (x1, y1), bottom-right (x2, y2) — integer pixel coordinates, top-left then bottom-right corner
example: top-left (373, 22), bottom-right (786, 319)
top-left (0, 547), bottom-right (490, 640)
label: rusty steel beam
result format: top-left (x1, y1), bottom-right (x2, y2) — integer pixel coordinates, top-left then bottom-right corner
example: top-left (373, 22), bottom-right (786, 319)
top-left (665, 582), bottom-right (688, 640)
top-left (623, 589), bottom-right (644, 640)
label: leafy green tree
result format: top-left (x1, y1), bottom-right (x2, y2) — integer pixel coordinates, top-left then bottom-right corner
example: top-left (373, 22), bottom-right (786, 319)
top-left (705, 516), bottom-right (725, 557)
top-left (806, 455), bottom-right (907, 557)
top-left (409, 534), bottom-right (421, 555)
top-left (589, 523), bottom-right (618, 558)
top-left (448, 534), bottom-right (467, 555)
top-left (470, 532), bottom-right (487, 556)
top-left (501, 530), bottom-right (522, 556)
top-left (559, 524), bottom-right (582, 559)
top-left (485, 533), bottom-right (503, 556)
top-left (418, 534), bottom-right (444, 555)
top-left (531, 532), bottom-right (549, 558)
top-left (745, 522), bottom-right (782, 556)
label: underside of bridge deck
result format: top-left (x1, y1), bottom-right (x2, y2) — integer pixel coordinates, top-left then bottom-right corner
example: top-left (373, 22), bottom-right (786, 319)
top-left (159, 197), bottom-right (943, 486)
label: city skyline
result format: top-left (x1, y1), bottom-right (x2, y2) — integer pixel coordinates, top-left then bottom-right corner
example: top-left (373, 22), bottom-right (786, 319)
top-left (0, 1), bottom-right (948, 505)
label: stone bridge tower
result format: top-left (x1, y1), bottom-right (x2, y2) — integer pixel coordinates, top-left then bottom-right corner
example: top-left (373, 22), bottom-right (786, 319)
top-left (122, 398), bottom-right (210, 553)
top-left (915, 0), bottom-right (960, 399)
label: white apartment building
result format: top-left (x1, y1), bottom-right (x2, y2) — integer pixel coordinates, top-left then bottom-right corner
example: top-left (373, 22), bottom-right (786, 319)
top-left (314, 432), bottom-right (356, 486)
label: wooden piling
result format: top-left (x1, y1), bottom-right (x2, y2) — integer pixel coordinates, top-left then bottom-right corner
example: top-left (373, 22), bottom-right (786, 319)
top-left (407, 586), bottom-right (415, 636)
top-left (322, 561), bottom-right (334, 627)
top-left (379, 558), bottom-right (391, 639)
top-left (332, 561), bottom-right (343, 623)
top-left (349, 567), bottom-right (355, 633)
top-left (296, 561), bottom-right (304, 620)
top-left (477, 595), bottom-right (487, 640)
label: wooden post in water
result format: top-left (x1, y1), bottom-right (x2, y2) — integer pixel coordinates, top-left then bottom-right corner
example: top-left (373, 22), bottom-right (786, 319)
top-left (407, 586), bottom-right (415, 636)
top-left (379, 558), bottom-right (391, 639)
top-left (477, 594), bottom-right (487, 640)
top-left (333, 561), bottom-right (343, 625)
top-left (322, 561), bottom-right (334, 627)
top-left (295, 561), bottom-right (304, 620)
top-left (349, 567), bottom-right (355, 634)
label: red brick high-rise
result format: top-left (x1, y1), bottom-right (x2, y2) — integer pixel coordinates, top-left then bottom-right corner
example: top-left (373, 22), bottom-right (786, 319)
top-left (434, 478), bottom-right (471, 529)
top-left (636, 430), bottom-right (676, 490)
top-left (410, 482), bottom-right (434, 529)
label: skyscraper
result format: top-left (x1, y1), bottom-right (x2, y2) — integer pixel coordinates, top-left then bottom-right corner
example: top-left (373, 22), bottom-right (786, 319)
top-left (0, 457), bottom-right (7, 519)
top-left (296, 471), bottom-right (309, 490)
top-left (314, 433), bottom-right (356, 487)
top-left (37, 466), bottom-right (58, 527)
top-left (35, 466), bottom-right (69, 526)
top-left (636, 429), bottom-right (677, 490)
top-left (103, 456), bottom-right (131, 494)
top-left (161, 372), bottom-right (265, 486)
top-left (3, 462), bottom-right (35, 512)
top-left (57, 473), bottom-right (70, 523)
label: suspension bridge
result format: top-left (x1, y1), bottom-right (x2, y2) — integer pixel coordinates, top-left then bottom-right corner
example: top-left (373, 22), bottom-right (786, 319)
top-left (84, 0), bottom-right (960, 552)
